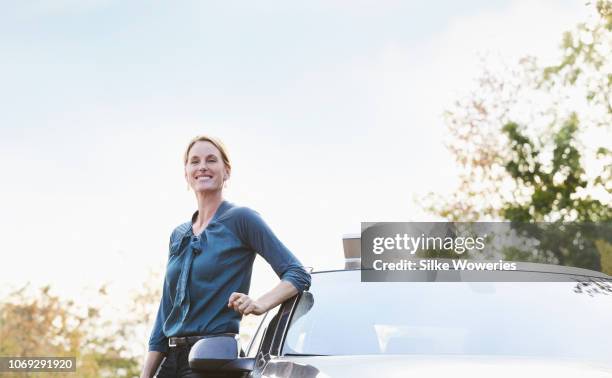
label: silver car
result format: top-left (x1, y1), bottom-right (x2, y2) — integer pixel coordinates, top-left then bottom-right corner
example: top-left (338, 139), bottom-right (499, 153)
top-left (189, 258), bottom-right (612, 377)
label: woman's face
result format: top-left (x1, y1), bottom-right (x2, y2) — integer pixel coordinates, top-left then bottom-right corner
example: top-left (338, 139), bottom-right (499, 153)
top-left (184, 141), bottom-right (229, 193)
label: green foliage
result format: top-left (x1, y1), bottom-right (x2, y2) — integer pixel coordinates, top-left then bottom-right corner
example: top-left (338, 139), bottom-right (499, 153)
top-left (426, 1), bottom-right (611, 221)
top-left (597, 239), bottom-right (612, 275)
top-left (541, 1), bottom-right (611, 118)
top-left (424, 1), bottom-right (612, 270)
top-left (500, 114), bottom-right (610, 223)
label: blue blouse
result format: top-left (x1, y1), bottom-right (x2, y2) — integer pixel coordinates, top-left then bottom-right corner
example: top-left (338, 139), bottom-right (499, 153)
top-left (148, 200), bottom-right (311, 353)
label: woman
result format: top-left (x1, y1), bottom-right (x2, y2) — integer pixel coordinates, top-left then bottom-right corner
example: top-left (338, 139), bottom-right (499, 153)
top-left (140, 136), bottom-right (311, 378)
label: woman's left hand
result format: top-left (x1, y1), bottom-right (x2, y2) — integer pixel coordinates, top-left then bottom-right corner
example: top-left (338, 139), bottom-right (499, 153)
top-left (228, 292), bottom-right (267, 316)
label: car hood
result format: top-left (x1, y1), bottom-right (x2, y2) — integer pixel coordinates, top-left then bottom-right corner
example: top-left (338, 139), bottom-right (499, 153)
top-left (261, 355), bottom-right (612, 378)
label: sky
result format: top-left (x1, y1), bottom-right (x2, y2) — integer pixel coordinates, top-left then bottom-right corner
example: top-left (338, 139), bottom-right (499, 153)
top-left (0, 0), bottom-right (593, 309)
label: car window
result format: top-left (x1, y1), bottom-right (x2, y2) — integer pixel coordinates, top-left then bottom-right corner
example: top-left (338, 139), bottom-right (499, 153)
top-left (283, 270), bottom-right (612, 365)
top-left (246, 305), bottom-right (280, 358)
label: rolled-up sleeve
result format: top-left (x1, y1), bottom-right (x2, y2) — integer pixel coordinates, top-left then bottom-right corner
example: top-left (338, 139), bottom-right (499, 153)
top-left (235, 208), bottom-right (311, 293)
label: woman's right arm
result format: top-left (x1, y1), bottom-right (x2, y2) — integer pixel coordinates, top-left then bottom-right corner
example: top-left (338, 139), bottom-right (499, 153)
top-left (140, 351), bottom-right (165, 378)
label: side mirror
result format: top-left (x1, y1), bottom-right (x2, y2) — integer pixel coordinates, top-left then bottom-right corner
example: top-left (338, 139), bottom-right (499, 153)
top-left (188, 334), bottom-right (254, 373)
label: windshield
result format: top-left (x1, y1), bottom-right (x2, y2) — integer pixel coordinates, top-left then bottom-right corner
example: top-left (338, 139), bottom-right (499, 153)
top-left (283, 270), bottom-right (612, 365)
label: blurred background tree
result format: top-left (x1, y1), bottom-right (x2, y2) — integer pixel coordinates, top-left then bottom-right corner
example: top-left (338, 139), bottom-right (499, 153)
top-left (0, 275), bottom-right (161, 378)
top-left (424, 0), bottom-right (611, 271)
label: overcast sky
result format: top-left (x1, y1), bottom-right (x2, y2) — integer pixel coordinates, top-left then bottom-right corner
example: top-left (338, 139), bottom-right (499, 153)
top-left (0, 0), bottom-right (590, 307)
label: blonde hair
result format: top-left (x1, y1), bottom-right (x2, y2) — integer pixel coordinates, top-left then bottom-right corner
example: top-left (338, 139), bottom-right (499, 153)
top-left (183, 135), bottom-right (231, 173)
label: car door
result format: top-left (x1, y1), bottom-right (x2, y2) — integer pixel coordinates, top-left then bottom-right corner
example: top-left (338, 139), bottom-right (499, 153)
top-left (246, 294), bottom-right (300, 377)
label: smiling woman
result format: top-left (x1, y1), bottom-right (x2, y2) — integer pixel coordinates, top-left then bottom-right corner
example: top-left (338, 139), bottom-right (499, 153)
top-left (140, 135), bottom-right (311, 378)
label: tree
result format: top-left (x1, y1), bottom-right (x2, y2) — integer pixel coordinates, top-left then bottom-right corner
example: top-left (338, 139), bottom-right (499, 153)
top-left (423, 1), bottom-right (611, 269)
top-left (0, 275), bottom-right (162, 378)
top-left (0, 285), bottom-right (102, 378)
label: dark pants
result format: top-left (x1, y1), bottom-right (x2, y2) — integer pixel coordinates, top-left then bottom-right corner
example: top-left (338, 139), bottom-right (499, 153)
top-left (155, 345), bottom-right (239, 378)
